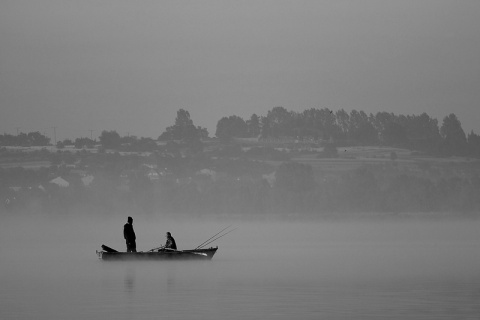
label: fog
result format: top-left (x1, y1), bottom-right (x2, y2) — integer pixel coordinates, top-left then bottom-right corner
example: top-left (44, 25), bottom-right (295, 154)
top-left (1, 213), bottom-right (479, 319)
top-left (2, 1), bottom-right (480, 138)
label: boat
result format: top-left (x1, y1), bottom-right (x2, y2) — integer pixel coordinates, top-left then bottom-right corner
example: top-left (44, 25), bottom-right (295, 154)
top-left (96, 245), bottom-right (218, 261)
top-left (97, 226), bottom-right (235, 261)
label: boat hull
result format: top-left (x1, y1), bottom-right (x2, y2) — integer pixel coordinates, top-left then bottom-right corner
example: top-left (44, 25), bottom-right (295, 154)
top-left (96, 247), bottom-right (218, 261)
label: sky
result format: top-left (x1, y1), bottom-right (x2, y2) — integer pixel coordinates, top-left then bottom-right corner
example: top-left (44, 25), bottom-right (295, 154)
top-left (1, 0), bottom-right (479, 141)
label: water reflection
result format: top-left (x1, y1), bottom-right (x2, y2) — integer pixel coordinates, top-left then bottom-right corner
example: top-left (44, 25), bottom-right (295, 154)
top-left (124, 267), bottom-right (135, 294)
top-left (166, 263), bottom-right (177, 294)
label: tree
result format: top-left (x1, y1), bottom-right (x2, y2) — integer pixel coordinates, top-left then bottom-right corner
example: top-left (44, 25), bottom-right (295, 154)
top-left (299, 108), bottom-right (322, 140)
top-left (246, 114), bottom-right (261, 137)
top-left (215, 115), bottom-right (248, 141)
top-left (318, 108), bottom-right (341, 141)
top-left (74, 137), bottom-right (95, 149)
top-left (382, 121), bottom-right (409, 148)
top-left (265, 106), bottom-right (294, 138)
top-left (99, 130), bottom-right (121, 149)
top-left (260, 116), bottom-right (271, 138)
top-left (196, 126), bottom-right (209, 140)
top-left (0, 131), bottom-right (50, 147)
top-left (159, 109), bottom-right (209, 142)
top-left (27, 132), bottom-right (50, 146)
top-left (61, 139), bottom-right (74, 146)
top-left (467, 131), bottom-right (480, 158)
top-left (403, 113), bottom-right (441, 153)
top-left (349, 110), bottom-right (378, 145)
top-left (335, 109), bottom-right (350, 144)
top-left (440, 113), bottom-right (468, 156)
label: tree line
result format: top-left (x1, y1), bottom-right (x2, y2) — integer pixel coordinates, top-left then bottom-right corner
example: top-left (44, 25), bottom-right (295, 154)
top-left (216, 107), bottom-right (480, 157)
top-left (2, 107), bottom-right (480, 158)
top-left (0, 132), bottom-right (51, 147)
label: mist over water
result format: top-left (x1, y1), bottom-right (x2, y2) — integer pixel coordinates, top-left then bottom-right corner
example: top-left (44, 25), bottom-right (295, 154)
top-left (1, 214), bottom-right (480, 319)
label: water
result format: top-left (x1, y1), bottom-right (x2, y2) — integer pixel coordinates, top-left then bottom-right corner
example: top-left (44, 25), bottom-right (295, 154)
top-left (1, 215), bottom-right (479, 319)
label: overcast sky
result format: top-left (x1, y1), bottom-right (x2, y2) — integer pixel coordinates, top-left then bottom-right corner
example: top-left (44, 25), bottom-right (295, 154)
top-left (1, 0), bottom-right (479, 141)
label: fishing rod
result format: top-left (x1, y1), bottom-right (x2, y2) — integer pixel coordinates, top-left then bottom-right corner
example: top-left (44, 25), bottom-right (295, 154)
top-left (195, 225), bottom-right (232, 249)
top-left (145, 245), bottom-right (165, 252)
top-left (145, 246), bottom-right (181, 253)
top-left (197, 227), bottom-right (237, 249)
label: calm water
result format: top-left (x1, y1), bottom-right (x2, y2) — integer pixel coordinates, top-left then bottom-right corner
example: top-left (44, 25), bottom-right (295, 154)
top-left (1, 215), bottom-right (479, 319)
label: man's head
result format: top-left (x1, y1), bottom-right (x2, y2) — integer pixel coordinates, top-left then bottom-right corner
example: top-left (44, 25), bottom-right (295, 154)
top-left (127, 216), bottom-right (133, 224)
top-left (166, 232), bottom-right (171, 238)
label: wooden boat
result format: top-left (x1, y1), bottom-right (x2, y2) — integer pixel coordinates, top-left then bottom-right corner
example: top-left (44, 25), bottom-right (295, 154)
top-left (97, 226), bottom-right (234, 261)
top-left (96, 245), bottom-right (218, 261)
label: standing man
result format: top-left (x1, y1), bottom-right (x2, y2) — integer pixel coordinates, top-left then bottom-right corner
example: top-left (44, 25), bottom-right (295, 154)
top-left (124, 216), bottom-right (136, 252)
top-left (165, 232), bottom-right (177, 250)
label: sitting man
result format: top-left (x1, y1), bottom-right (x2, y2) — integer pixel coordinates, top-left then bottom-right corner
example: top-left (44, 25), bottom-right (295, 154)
top-left (164, 232), bottom-right (177, 250)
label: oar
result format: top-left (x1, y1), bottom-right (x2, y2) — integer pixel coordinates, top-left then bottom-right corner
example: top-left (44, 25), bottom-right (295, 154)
top-left (195, 225), bottom-right (232, 249)
top-left (197, 227), bottom-right (237, 249)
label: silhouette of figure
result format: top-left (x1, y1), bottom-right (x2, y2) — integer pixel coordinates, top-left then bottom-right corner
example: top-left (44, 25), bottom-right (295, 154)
top-left (165, 232), bottom-right (177, 250)
top-left (123, 216), bottom-right (136, 252)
